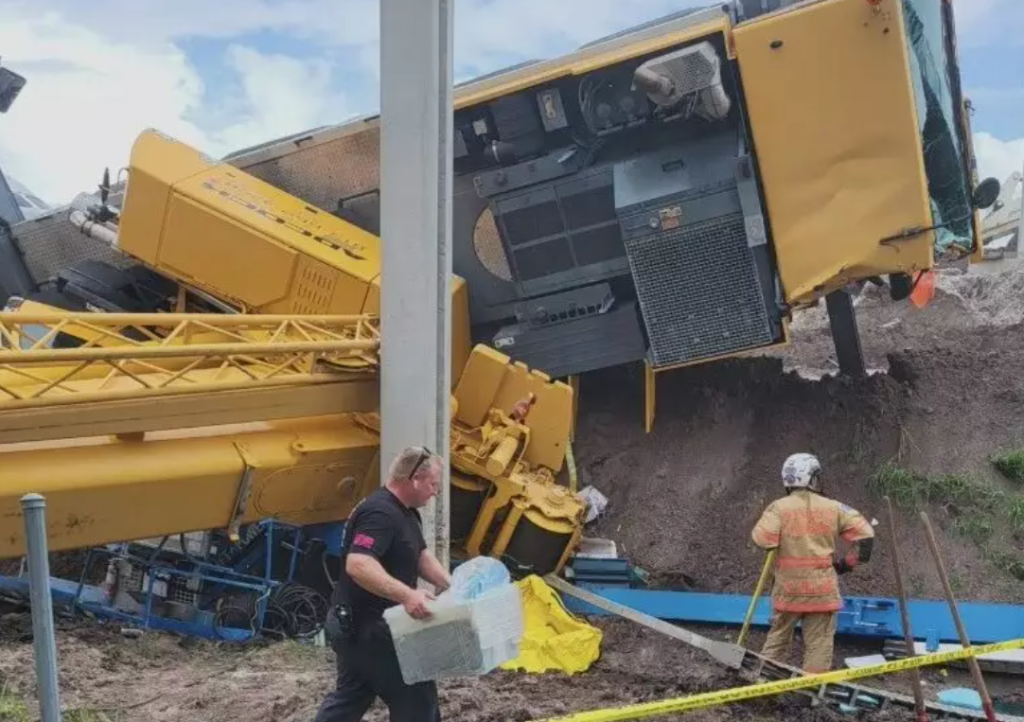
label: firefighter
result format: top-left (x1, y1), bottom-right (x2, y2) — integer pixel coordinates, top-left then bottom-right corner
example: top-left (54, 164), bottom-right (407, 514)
top-left (751, 453), bottom-right (875, 674)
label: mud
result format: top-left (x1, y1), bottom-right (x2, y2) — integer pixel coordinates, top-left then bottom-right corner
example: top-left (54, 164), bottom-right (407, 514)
top-left (579, 264), bottom-right (1024, 604)
top-left (0, 617), bottom-right (971, 722)
top-left (4, 264), bottom-right (1024, 719)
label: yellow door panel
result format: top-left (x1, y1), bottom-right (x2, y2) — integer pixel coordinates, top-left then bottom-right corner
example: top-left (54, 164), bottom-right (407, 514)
top-left (734, 0), bottom-right (934, 303)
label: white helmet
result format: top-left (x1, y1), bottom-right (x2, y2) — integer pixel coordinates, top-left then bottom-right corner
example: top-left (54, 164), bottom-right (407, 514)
top-left (782, 453), bottom-right (821, 492)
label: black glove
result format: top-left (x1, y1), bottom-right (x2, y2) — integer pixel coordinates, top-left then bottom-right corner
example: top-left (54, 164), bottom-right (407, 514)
top-left (833, 559), bottom-right (853, 575)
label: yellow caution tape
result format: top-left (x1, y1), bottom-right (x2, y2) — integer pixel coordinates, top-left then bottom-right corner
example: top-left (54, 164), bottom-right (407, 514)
top-left (533, 637), bottom-right (1024, 722)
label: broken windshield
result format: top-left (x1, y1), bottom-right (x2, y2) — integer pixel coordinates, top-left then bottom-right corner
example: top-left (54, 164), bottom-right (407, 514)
top-left (902, 0), bottom-right (975, 257)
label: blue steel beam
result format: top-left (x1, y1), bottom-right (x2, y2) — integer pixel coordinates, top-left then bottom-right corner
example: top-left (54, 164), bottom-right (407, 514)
top-left (560, 585), bottom-right (1024, 645)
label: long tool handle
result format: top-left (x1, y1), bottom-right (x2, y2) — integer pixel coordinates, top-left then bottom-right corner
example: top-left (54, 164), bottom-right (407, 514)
top-left (738, 548), bottom-right (776, 647)
top-left (545, 574), bottom-right (747, 669)
top-left (920, 511), bottom-right (997, 722)
top-left (885, 497), bottom-right (928, 722)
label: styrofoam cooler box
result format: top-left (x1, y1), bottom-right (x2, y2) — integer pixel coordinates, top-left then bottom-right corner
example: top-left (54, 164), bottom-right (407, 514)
top-left (383, 583), bottom-right (523, 684)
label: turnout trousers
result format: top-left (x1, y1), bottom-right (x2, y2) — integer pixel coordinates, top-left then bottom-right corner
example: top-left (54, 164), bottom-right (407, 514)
top-left (760, 610), bottom-right (838, 674)
top-left (311, 615), bottom-right (440, 722)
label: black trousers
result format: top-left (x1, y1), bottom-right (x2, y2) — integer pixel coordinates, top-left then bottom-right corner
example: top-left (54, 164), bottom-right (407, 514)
top-left (312, 614), bottom-right (441, 722)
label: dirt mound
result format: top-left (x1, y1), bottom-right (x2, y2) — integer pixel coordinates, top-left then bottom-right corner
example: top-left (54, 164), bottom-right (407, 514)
top-left (0, 618), bottom-right (909, 722)
top-left (578, 263), bottom-right (1024, 605)
top-left (769, 263), bottom-right (1024, 376)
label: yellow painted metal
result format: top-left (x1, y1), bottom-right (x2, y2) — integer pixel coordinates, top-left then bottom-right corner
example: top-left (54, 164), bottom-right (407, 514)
top-left (0, 380), bottom-right (379, 445)
top-left (0, 313), bottom-right (378, 417)
top-left (0, 415), bottom-right (380, 558)
top-left (115, 130), bottom-right (471, 381)
top-left (0, 341), bottom-right (583, 564)
top-left (567, 375), bottom-right (580, 443)
top-left (643, 360), bottom-right (656, 435)
top-left (452, 344), bottom-right (573, 473)
top-left (737, 549), bottom-right (777, 647)
top-left (733, 0), bottom-right (935, 303)
top-left (452, 15), bottom-right (731, 108)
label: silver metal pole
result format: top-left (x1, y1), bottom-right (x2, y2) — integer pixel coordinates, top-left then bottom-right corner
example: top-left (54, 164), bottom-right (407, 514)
top-left (21, 493), bottom-right (62, 722)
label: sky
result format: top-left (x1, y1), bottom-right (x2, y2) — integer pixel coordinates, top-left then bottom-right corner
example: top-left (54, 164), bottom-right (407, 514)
top-left (0, 0), bottom-right (1021, 207)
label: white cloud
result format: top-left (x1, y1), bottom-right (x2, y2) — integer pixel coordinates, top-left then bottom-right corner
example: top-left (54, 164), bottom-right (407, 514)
top-left (953, 0), bottom-right (1024, 47)
top-left (973, 131), bottom-right (1024, 184)
top-left (0, 8), bottom-right (208, 205)
top-left (209, 45), bottom-right (352, 152)
top-left (2, 0), bottom-right (1020, 210)
top-left (0, 4), bottom-right (352, 206)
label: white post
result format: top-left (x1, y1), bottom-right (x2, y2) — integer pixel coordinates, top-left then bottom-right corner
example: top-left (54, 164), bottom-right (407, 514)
top-left (380, 0), bottom-right (454, 567)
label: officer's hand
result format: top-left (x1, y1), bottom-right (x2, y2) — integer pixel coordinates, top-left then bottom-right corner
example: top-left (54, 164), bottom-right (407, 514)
top-left (404, 589), bottom-right (435, 620)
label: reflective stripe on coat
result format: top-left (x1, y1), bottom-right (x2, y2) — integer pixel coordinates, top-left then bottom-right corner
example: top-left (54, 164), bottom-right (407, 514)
top-left (751, 490), bottom-right (874, 613)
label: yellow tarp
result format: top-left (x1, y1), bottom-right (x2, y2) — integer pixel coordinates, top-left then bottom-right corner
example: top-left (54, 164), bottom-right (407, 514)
top-left (500, 574), bottom-right (603, 675)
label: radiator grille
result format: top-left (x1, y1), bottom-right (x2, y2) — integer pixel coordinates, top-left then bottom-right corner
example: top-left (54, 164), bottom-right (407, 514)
top-left (624, 212), bottom-right (773, 367)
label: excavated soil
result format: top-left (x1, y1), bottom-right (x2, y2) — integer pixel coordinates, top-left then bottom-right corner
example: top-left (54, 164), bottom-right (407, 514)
top-left (5, 615), bottom-right (1017, 722)
top-left (580, 263), bottom-right (1024, 604)
top-left (4, 263), bottom-right (1024, 720)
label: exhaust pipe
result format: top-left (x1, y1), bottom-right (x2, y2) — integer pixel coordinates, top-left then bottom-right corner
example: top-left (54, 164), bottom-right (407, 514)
top-left (69, 209), bottom-right (119, 248)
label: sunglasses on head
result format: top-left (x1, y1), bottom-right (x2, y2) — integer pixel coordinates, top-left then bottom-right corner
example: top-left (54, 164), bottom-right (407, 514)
top-left (408, 446), bottom-right (434, 480)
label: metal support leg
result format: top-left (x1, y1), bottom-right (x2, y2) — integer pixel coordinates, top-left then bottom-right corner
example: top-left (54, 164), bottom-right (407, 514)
top-left (825, 289), bottom-right (866, 378)
top-left (21, 493), bottom-right (62, 722)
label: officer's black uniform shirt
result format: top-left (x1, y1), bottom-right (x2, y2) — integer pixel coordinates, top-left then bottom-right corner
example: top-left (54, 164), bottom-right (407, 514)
top-left (331, 487), bottom-right (426, 623)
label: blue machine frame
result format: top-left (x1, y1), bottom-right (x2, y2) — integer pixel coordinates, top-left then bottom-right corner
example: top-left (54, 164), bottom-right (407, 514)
top-left (0, 520), bottom-right (334, 642)
top-left (564, 558), bottom-right (1024, 645)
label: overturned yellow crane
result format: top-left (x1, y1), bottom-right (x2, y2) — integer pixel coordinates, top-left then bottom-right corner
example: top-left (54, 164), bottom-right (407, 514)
top-left (0, 131), bottom-right (585, 572)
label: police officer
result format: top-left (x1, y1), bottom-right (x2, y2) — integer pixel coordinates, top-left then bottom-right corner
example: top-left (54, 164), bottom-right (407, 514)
top-left (312, 445), bottom-right (452, 722)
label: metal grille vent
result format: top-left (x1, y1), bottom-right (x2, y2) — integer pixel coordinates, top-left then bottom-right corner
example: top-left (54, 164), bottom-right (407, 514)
top-left (624, 212), bottom-right (773, 367)
top-left (292, 258), bottom-right (335, 313)
top-left (472, 209), bottom-right (512, 281)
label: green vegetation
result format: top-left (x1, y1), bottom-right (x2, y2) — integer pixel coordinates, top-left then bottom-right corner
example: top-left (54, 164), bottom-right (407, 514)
top-left (870, 460), bottom-right (1024, 582)
top-left (951, 514), bottom-right (994, 545)
top-left (0, 685), bottom-right (30, 722)
top-left (991, 449), bottom-right (1024, 483)
top-left (869, 461), bottom-right (924, 510)
top-left (988, 551), bottom-right (1024, 582)
top-left (1009, 496), bottom-right (1024, 536)
top-left (869, 465), bottom-right (1004, 513)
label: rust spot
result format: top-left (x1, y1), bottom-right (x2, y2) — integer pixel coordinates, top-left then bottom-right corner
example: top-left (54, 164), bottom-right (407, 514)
top-left (65, 513), bottom-right (94, 530)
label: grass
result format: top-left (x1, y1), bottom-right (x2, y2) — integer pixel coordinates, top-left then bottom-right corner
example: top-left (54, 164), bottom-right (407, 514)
top-left (870, 464), bottom-right (1004, 513)
top-left (951, 514), bottom-right (995, 545)
top-left (869, 461), bottom-right (925, 510)
top-left (988, 551), bottom-right (1024, 582)
top-left (870, 460), bottom-right (1024, 582)
top-left (1008, 496), bottom-right (1024, 536)
top-left (0, 683), bottom-right (120, 722)
top-left (0, 685), bottom-right (30, 722)
top-left (992, 450), bottom-right (1024, 483)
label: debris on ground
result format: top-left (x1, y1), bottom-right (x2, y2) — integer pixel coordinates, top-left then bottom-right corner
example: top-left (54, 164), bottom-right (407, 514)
top-left (4, 265), bottom-right (1024, 721)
